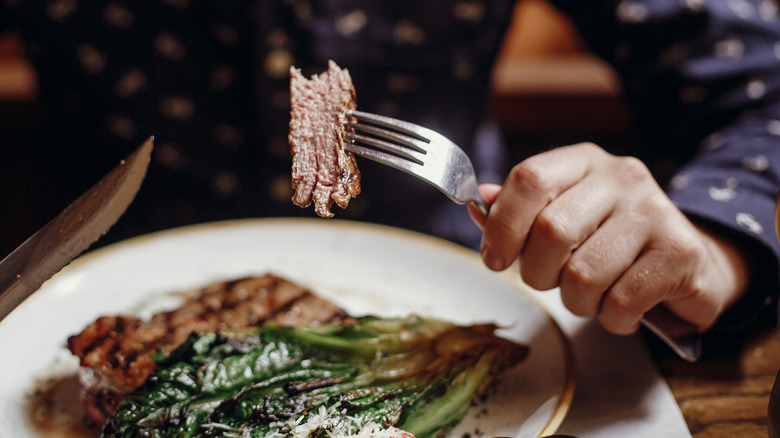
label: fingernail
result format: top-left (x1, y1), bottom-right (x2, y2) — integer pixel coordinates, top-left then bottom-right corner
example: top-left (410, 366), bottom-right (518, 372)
top-left (481, 244), bottom-right (505, 271)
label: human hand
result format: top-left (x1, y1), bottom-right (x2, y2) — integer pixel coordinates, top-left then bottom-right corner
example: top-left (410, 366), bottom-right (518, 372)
top-left (469, 143), bottom-right (751, 334)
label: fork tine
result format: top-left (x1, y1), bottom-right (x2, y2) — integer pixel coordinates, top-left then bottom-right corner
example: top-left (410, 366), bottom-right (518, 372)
top-left (345, 120), bottom-right (427, 153)
top-left (343, 141), bottom-right (420, 174)
top-left (345, 132), bottom-right (424, 165)
top-left (347, 110), bottom-right (433, 143)
top-left (344, 109), bottom-right (490, 217)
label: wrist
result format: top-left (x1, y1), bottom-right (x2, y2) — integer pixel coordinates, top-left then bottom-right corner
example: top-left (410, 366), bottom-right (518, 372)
top-left (698, 225), bottom-right (753, 312)
top-left (662, 224), bottom-right (752, 331)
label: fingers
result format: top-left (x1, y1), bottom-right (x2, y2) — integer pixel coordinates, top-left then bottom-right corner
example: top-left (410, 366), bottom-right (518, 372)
top-left (564, 198), bottom-right (705, 335)
top-left (518, 171), bottom-right (615, 291)
top-left (467, 184), bottom-right (501, 229)
top-left (598, 246), bottom-right (688, 334)
top-left (557, 213), bottom-right (648, 319)
top-left (480, 143), bottom-right (604, 272)
top-left (480, 183), bottom-right (502, 203)
top-left (477, 142), bottom-right (719, 335)
top-left (472, 139), bottom-right (748, 336)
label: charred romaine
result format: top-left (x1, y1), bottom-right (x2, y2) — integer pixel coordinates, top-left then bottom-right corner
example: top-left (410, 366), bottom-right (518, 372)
top-left (103, 315), bottom-right (528, 438)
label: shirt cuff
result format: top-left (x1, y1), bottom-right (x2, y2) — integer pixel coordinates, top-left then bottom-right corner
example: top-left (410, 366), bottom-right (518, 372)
top-left (669, 185), bottom-right (779, 332)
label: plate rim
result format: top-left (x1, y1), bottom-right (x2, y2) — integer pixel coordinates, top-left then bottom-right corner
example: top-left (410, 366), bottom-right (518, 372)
top-left (40, 217), bottom-right (578, 437)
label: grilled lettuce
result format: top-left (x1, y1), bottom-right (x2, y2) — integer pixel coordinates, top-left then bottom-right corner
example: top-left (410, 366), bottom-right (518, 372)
top-left (103, 315), bottom-right (528, 438)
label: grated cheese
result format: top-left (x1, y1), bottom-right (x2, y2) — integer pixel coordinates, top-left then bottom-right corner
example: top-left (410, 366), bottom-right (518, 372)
top-left (279, 402), bottom-right (415, 438)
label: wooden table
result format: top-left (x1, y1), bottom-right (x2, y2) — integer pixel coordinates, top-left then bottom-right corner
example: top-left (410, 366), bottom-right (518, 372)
top-left (647, 327), bottom-right (780, 437)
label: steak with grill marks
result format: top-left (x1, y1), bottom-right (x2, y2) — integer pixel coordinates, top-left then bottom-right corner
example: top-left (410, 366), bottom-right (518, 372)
top-left (66, 274), bottom-right (349, 425)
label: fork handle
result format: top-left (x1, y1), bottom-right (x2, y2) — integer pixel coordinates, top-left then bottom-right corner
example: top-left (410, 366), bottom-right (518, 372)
top-left (470, 199), bottom-right (490, 217)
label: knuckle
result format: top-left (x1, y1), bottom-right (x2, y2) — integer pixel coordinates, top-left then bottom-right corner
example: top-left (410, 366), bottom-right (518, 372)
top-left (508, 160), bottom-right (553, 196)
top-left (519, 272), bottom-right (545, 292)
top-left (599, 313), bottom-right (641, 335)
top-left (559, 259), bottom-right (603, 317)
top-left (559, 289), bottom-right (599, 317)
top-left (669, 231), bottom-right (701, 261)
top-left (603, 291), bottom-right (636, 314)
top-left (534, 210), bottom-right (576, 247)
top-left (637, 192), bottom-right (669, 218)
top-left (601, 292), bottom-right (644, 335)
top-left (519, 261), bottom-right (555, 291)
top-left (652, 229), bottom-right (705, 284)
top-left (560, 258), bottom-right (600, 293)
top-left (573, 141), bottom-right (603, 155)
top-left (603, 289), bottom-right (640, 317)
top-left (611, 155), bottom-right (651, 185)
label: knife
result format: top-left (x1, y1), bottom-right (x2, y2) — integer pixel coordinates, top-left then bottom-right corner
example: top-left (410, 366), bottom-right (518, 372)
top-left (0, 137), bottom-right (153, 322)
top-left (642, 305), bottom-right (702, 362)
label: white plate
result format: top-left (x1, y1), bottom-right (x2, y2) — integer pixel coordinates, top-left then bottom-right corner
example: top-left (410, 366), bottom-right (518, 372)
top-left (0, 218), bottom-right (574, 438)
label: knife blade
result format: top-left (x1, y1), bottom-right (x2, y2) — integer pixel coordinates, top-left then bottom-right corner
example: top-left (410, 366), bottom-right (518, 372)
top-left (0, 137), bottom-right (153, 322)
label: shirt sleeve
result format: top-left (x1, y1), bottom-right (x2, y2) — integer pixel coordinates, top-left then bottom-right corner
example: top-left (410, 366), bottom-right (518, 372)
top-left (649, 0), bottom-right (780, 330)
top-left (667, 107), bottom-right (780, 330)
top-left (548, 0), bottom-right (780, 329)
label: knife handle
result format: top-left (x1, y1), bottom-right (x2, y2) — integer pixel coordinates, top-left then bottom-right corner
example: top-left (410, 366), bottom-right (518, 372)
top-left (641, 305), bottom-right (702, 362)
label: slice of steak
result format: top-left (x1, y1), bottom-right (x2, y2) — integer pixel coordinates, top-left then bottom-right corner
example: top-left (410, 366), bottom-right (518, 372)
top-left (67, 274), bottom-right (349, 425)
top-left (289, 60), bottom-right (361, 218)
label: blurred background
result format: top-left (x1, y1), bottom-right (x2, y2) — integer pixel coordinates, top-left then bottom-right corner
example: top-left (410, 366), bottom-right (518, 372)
top-left (0, 0), bottom-right (632, 257)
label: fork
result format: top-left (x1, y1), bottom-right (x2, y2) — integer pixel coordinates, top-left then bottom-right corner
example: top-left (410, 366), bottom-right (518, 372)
top-left (344, 110), bottom-right (490, 216)
top-left (344, 109), bottom-right (703, 363)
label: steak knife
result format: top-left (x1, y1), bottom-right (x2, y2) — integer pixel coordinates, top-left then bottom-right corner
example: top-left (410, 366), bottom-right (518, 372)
top-left (0, 137), bottom-right (153, 322)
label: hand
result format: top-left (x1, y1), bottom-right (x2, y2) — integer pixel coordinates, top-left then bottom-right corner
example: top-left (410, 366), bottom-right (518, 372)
top-left (469, 143), bottom-right (751, 334)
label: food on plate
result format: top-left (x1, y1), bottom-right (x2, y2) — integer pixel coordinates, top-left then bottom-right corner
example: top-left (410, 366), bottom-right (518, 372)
top-left (66, 274), bottom-right (529, 437)
top-left (67, 274), bottom-right (349, 425)
top-left (289, 60), bottom-right (361, 218)
top-left (102, 315), bottom-right (528, 438)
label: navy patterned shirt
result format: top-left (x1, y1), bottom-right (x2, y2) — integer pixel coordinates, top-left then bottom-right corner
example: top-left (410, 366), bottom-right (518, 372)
top-left (1, 0), bottom-right (778, 327)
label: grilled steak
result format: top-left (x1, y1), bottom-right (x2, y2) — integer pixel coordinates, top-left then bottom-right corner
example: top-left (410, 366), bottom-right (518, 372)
top-left (289, 60), bottom-right (361, 218)
top-left (67, 274), bottom-right (349, 425)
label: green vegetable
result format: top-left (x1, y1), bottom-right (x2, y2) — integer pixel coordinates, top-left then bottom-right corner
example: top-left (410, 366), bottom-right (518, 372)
top-left (103, 315), bottom-right (528, 438)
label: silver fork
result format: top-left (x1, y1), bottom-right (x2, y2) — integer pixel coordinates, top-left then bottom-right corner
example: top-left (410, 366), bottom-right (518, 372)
top-left (344, 109), bottom-right (702, 363)
top-left (344, 110), bottom-right (489, 216)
